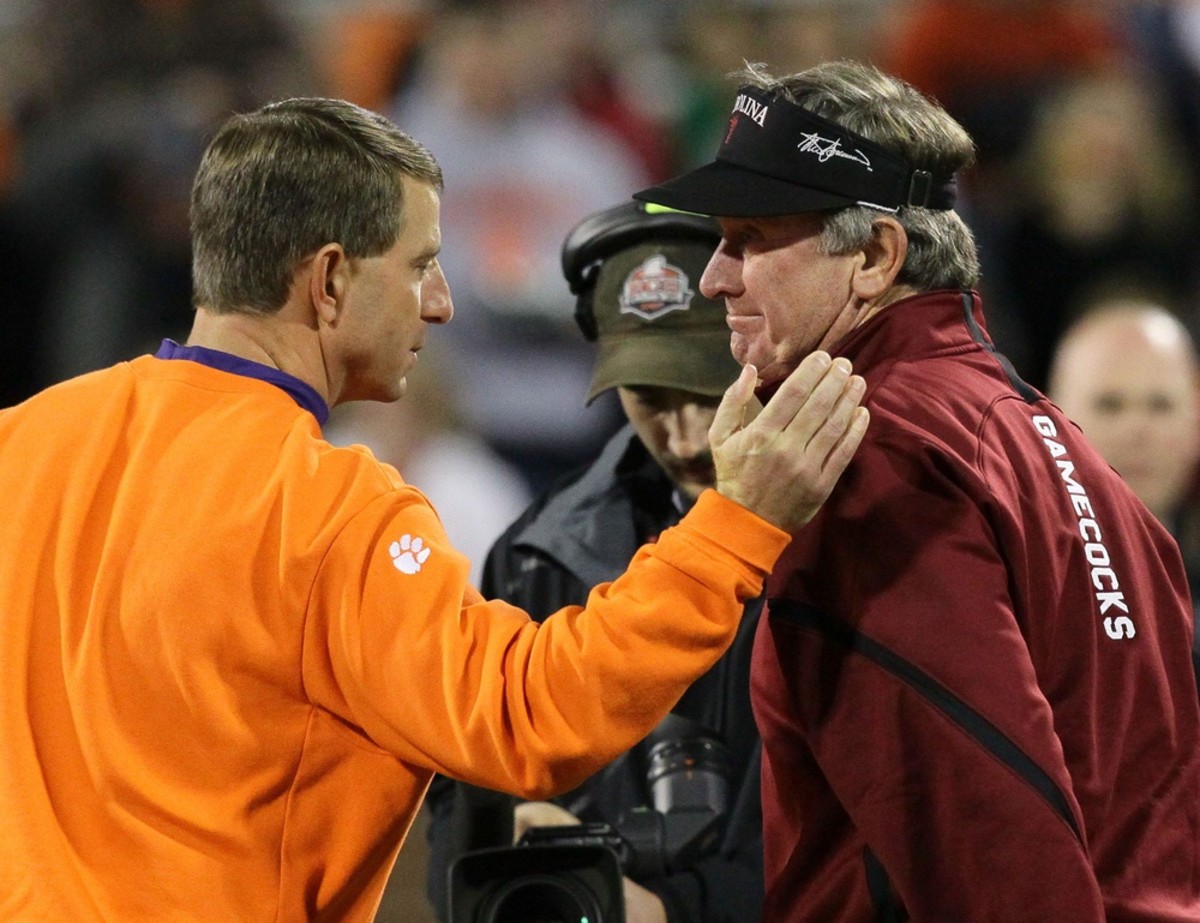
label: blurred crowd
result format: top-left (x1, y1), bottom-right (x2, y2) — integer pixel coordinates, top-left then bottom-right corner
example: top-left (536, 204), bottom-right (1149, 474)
top-left (1, 0), bottom-right (1199, 492)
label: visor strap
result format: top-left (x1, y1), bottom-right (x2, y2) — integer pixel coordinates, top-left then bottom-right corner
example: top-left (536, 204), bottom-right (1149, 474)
top-left (907, 170), bottom-right (933, 207)
top-left (905, 170), bottom-right (957, 210)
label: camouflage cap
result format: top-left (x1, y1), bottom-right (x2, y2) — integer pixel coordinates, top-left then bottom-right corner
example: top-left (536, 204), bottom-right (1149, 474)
top-left (586, 237), bottom-right (739, 402)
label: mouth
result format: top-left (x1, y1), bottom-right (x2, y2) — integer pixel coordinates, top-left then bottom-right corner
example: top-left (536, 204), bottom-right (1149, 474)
top-left (726, 313), bottom-right (759, 333)
top-left (671, 460), bottom-right (717, 483)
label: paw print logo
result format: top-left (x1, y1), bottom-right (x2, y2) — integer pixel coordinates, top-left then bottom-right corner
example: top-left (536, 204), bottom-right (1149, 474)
top-left (389, 534), bottom-right (431, 575)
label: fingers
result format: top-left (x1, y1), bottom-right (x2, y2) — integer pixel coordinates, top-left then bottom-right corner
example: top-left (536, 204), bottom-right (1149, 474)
top-left (829, 405), bottom-right (870, 476)
top-left (802, 367), bottom-right (867, 469)
top-left (748, 354), bottom-right (865, 459)
top-left (709, 351), bottom-right (870, 534)
top-left (777, 361), bottom-right (866, 502)
top-left (709, 363), bottom-right (760, 447)
top-left (752, 352), bottom-right (847, 433)
top-left (770, 403), bottom-right (869, 532)
top-left (807, 404), bottom-right (870, 505)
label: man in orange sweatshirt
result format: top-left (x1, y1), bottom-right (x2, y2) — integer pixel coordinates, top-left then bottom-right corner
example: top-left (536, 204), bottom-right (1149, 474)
top-left (0, 97), bottom-right (867, 921)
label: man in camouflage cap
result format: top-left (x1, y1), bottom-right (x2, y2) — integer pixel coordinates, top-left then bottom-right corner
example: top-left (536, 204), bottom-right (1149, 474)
top-left (426, 201), bottom-right (765, 923)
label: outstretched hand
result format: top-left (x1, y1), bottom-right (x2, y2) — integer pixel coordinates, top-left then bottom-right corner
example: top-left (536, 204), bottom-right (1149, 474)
top-left (711, 352), bottom-right (869, 534)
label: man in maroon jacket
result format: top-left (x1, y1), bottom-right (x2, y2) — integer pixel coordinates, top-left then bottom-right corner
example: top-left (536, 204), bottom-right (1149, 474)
top-left (635, 60), bottom-right (1200, 922)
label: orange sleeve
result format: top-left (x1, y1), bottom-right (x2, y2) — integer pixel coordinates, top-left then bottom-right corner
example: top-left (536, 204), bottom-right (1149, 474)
top-left (302, 488), bottom-right (787, 797)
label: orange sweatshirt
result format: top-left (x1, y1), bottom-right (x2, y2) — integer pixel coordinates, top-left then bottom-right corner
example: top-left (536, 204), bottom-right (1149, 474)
top-left (0, 354), bottom-right (786, 921)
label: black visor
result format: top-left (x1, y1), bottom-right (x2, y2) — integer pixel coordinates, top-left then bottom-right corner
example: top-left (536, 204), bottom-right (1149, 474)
top-left (635, 85), bottom-right (957, 217)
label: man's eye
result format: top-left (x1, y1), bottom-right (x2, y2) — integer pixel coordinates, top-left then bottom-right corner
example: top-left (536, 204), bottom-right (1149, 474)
top-left (629, 392), bottom-right (668, 412)
top-left (727, 229), bottom-right (759, 250)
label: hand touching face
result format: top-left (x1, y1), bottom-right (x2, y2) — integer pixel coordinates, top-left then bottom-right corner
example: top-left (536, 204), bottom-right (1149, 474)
top-left (701, 213), bottom-right (861, 386)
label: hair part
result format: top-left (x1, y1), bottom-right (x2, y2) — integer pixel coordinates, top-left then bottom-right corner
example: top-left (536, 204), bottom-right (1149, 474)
top-left (738, 59), bottom-right (982, 290)
top-left (190, 97), bottom-right (443, 314)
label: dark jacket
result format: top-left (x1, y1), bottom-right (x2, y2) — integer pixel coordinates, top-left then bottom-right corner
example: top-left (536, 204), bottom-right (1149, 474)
top-left (756, 290), bottom-right (1200, 922)
top-left (426, 427), bottom-right (765, 923)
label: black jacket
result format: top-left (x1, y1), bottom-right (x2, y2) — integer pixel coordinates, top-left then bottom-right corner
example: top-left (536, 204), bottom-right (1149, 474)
top-left (425, 426), bottom-right (765, 923)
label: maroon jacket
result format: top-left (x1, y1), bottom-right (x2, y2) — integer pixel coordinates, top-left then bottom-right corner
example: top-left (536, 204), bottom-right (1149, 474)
top-left (755, 290), bottom-right (1200, 922)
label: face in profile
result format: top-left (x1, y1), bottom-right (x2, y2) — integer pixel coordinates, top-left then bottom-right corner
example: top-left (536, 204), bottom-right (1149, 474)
top-left (701, 213), bottom-right (862, 386)
top-left (330, 177), bottom-right (453, 404)
top-left (1050, 305), bottom-right (1200, 522)
top-left (617, 385), bottom-right (721, 502)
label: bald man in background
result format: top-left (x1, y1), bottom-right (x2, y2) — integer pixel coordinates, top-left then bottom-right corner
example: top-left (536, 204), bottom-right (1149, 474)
top-left (1049, 298), bottom-right (1200, 679)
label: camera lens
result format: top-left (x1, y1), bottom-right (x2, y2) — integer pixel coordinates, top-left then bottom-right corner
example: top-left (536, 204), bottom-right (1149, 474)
top-left (647, 735), bottom-right (728, 780)
top-left (646, 734), bottom-right (729, 814)
top-left (483, 874), bottom-right (604, 923)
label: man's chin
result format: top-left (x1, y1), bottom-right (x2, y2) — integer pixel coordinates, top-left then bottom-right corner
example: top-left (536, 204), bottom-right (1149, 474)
top-left (371, 377), bottom-right (407, 403)
top-left (752, 360), bottom-right (793, 387)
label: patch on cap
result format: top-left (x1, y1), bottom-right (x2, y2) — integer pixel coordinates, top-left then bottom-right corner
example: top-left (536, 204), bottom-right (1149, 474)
top-left (585, 238), bottom-right (740, 402)
top-left (619, 255), bottom-right (696, 322)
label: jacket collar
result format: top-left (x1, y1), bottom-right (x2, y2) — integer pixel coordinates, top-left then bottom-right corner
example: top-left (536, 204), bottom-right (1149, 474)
top-left (514, 426), bottom-right (675, 587)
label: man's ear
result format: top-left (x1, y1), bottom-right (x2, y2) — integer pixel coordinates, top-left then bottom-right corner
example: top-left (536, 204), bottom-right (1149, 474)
top-left (308, 243), bottom-right (350, 327)
top-left (851, 216), bottom-right (908, 303)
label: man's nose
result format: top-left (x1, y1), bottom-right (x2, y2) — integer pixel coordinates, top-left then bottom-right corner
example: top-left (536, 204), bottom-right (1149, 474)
top-left (699, 245), bottom-right (739, 301)
top-left (423, 264), bottom-right (454, 324)
top-left (665, 406), bottom-right (711, 458)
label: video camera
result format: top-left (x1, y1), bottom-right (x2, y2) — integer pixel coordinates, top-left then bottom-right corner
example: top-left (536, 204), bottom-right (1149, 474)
top-left (447, 715), bottom-right (729, 923)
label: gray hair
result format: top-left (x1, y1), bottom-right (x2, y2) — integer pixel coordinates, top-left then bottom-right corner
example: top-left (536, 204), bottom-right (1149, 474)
top-left (190, 97), bottom-right (443, 314)
top-left (739, 60), bottom-right (981, 291)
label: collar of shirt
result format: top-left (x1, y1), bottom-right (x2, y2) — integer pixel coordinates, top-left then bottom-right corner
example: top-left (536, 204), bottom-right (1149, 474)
top-left (154, 339), bottom-right (330, 426)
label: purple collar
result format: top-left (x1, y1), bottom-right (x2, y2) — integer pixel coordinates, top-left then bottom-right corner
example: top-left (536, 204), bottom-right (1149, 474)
top-left (154, 339), bottom-right (329, 426)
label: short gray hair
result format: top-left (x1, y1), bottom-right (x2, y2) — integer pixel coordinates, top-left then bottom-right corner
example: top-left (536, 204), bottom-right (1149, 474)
top-left (191, 97), bottom-right (443, 314)
top-left (739, 60), bottom-right (981, 291)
